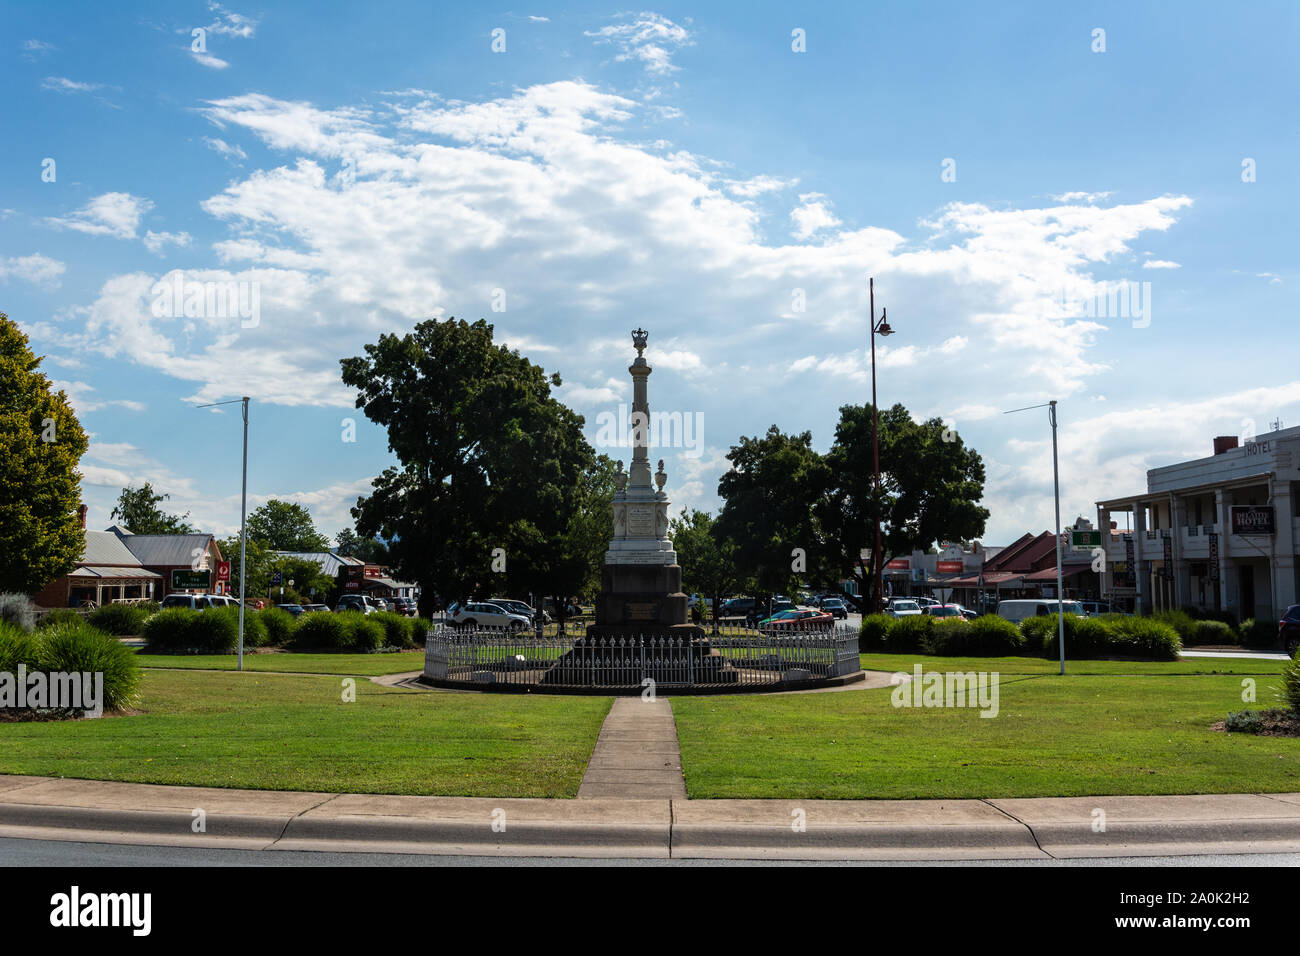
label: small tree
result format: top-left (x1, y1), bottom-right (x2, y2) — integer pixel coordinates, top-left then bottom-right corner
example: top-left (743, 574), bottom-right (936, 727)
top-left (109, 483), bottom-right (195, 534)
top-left (0, 314), bottom-right (89, 594)
top-left (247, 499), bottom-right (330, 552)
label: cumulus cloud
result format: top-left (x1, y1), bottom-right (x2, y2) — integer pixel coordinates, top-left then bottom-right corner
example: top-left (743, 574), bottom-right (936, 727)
top-left (585, 12), bottom-right (693, 75)
top-left (1142, 259), bottom-right (1180, 269)
top-left (47, 193), bottom-right (153, 239)
top-left (0, 253), bottom-right (66, 286)
top-left (143, 230), bottom-right (193, 254)
top-left (790, 193), bottom-right (841, 239)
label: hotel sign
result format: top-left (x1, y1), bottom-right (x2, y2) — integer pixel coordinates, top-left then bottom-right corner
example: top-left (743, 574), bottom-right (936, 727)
top-left (886, 559), bottom-right (910, 570)
top-left (1231, 506), bottom-right (1276, 536)
top-left (1208, 532), bottom-right (1219, 580)
top-left (936, 560), bottom-right (964, 573)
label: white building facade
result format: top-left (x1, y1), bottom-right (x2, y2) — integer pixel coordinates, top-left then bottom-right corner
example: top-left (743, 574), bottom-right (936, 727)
top-left (1096, 428), bottom-right (1300, 621)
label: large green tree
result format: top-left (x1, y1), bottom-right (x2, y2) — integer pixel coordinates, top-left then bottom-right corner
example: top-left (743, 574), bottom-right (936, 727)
top-left (334, 528), bottom-right (390, 564)
top-left (340, 317), bottom-right (594, 617)
top-left (670, 507), bottom-right (741, 633)
top-left (247, 499), bottom-right (330, 552)
top-left (816, 403), bottom-right (989, 611)
top-left (0, 314), bottom-right (88, 594)
top-left (109, 483), bottom-right (195, 534)
top-left (714, 426), bottom-right (830, 600)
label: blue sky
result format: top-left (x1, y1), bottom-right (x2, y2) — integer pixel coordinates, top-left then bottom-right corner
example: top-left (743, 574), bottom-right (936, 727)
top-left (3, 1), bottom-right (1297, 546)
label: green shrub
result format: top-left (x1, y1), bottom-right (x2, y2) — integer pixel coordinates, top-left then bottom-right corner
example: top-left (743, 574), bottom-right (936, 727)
top-left (143, 608), bottom-right (255, 653)
top-left (1191, 620), bottom-right (1234, 646)
top-left (1282, 651), bottom-right (1300, 715)
top-left (1225, 709), bottom-right (1265, 733)
top-left (350, 616), bottom-right (385, 651)
top-left (37, 608), bottom-right (85, 630)
top-left (921, 617), bottom-right (969, 655)
top-left (1042, 615), bottom-right (1112, 659)
top-left (88, 603), bottom-right (148, 636)
top-left (858, 614), bottom-right (894, 650)
top-left (1238, 618), bottom-right (1276, 648)
top-left (372, 611), bottom-right (416, 648)
top-left (1151, 609), bottom-right (1197, 644)
top-left (884, 614), bottom-right (932, 653)
top-left (1019, 615), bottom-right (1056, 655)
top-left (36, 619), bottom-right (142, 711)
top-left (142, 608), bottom-right (195, 651)
top-left (411, 617), bottom-right (432, 644)
top-left (0, 621), bottom-right (40, 672)
top-left (0, 593), bottom-right (36, 633)
top-left (259, 607), bottom-right (297, 646)
top-left (1103, 616), bottom-right (1181, 660)
top-left (293, 612), bottom-right (352, 649)
top-left (929, 614), bottom-right (1023, 656)
top-left (137, 600), bottom-right (161, 616)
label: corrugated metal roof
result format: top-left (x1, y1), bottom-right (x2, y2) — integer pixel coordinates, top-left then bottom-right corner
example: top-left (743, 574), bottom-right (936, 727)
top-left (271, 551), bottom-right (363, 576)
top-left (82, 531), bottom-right (146, 566)
top-left (71, 565), bottom-right (161, 579)
top-left (118, 534), bottom-right (216, 566)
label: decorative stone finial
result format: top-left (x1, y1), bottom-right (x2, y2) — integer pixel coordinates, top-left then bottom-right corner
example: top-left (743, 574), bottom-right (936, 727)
top-left (655, 459), bottom-right (667, 492)
top-left (631, 327), bottom-right (648, 357)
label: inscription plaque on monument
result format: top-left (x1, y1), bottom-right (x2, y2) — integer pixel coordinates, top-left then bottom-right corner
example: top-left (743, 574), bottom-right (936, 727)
top-left (627, 505), bottom-right (654, 537)
top-left (624, 602), bottom-right (658, 622)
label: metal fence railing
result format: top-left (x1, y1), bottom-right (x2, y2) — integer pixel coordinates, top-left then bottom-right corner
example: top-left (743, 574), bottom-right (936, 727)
top-left (423, 623), bottom-right (860, 691)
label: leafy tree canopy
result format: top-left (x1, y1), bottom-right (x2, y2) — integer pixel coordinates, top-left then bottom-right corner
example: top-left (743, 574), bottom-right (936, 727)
top-left (109, 482), bottom-right (195, 535)
top-left (0, 314), bottom-right (89, 593)
top-left (246, 499), bottom-right (330, 552)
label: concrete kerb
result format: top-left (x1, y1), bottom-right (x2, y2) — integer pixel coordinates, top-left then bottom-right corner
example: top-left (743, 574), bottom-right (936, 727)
top-left (5, 777), bottom-right (1300, 860)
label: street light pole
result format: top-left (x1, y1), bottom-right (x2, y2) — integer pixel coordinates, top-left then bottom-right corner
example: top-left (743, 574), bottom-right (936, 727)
top-left (869, 278), bottom-right (895, 614)
top-left (1004, 399), bottom-right (1066, 675)
top-left (198, 396), bottom-right (250, 671)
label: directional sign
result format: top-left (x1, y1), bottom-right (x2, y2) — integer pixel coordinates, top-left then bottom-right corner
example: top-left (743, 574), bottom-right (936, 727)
top-left (271, 571), bottom-right (283, 585)
top-left (171, 569), bottom-right (211, 591)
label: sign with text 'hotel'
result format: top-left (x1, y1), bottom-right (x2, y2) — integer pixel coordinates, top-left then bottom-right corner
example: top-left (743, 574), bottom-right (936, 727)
top-left (1231, 506), bottom-right (1276, 535)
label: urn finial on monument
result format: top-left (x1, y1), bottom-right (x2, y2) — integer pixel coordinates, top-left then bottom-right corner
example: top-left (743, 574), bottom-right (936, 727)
top-left (631, 327), bottom-right (648, 357)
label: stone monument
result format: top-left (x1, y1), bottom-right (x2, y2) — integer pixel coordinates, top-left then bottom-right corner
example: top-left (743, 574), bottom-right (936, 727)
top-left (542, 328), bottom-right (736, 685)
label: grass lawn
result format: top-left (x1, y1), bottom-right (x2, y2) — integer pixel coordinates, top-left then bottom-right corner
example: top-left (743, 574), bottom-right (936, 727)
top-left (673, 667), bottom-right (1300, 799)
top-left (859, 652), bottom-right (1283, 676)
top-left (0, 670), bottom-right (611, 798)
top-left (134, 650), bottom-right (427, 676)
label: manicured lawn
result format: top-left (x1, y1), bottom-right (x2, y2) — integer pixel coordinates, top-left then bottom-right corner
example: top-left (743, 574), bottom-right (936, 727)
top-left (135, 650), bottom-right (427, 676)
top-left (859, 652), bottom-right (1283, 676)
top-left (0, 670), bottom-right (611, 798)
top-left (674, 669), bottom-right (1300, 799)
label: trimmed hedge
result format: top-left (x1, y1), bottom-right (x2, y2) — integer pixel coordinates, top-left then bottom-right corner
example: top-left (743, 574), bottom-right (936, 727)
top-left (1040, 614), bottom-right (1180, 660)
top-left (927, 614), bottom-right (1024, 656)
top-left (292, 612), bottom-right (385, 651)
top-left (0, 619), bottom-right (141, 713)
top-left (0, 593), bottom-right (36, 633)
top-left (372, 611), bottom-right (417, 648)
top-left (858, 614), bottom-right (893, 650)
top-left (37, 609), bottom-right (84, 631)
top-left (259, 607), bottom-right (297, 646)
top-left (1191, 620), bottom-right (1234, 646)
top-left (88, 603), bottom-right (148, 636)
top-left (1238, 618), bottom-right (1276, 648)
top-left (143, 607), bottom-right (265, 653)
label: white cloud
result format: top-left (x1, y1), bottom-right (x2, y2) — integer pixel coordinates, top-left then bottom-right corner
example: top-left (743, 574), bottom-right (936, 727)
top-left (1142, 258), bottom-right (1181, 269)
top-left (191, 51), bottom-right (230, 70)
top-left (0, 253), bottom-right (66, 286)
top-left (728, 175), bottom-right (797, 198)
top-left (41, 76), bottom-right (103, 94)
top-left (585, 12), bottom-right (693, 75)
top-left (143, 230), bottom-right (193, 254)
top-left (47, 192), bottom-right (152, 239)
top-left (1052, 191), bottom-right (1113, 204)
top-left (790, 193), bottom-right (841, 239)
top-left (204, 2), bottom-right (258, 38)
top-left (51, 381), bottom-right (147, 415)
top-left (203, 136), bottom-right (248, 162)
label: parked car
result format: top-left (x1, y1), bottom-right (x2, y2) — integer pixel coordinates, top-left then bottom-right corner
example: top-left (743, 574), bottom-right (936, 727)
top-left (747, 600), bottom-right (795, 626)
top-left (820, 598), bottom-right (849, 620)
top-left (387, 597), bottom-right (416, 616)
top-left (911, 597), bottom-right (941, 609)
top-left (887, 600), bottom-right (923, 618)
top-left (1279, 605), bottom-right (1300, 657)
top-left (1080, 601), bottom-right (1113, 617)
top-left (277, 604), bottom-right (306, 618)
top-left (160, 593), bottom-right (238, 611)
top-left (447, 601), bottom-right (530, 631)
top-left (489, 598), bottom-right (542, 623)
top-left (995, 599), bottom-right (1085, 624)
top-left (720, 598), bottom-right (756, 618)
top-left (301, 604), bottom-right (331, 614)
top-left (758, 608), bottom-right (833, 632)
top-left (924, 603), bottom-right (976, 620)
top-left (335, 594), bottom-right (375, 614)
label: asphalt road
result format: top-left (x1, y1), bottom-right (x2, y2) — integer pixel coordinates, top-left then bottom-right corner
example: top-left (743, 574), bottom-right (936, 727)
top-left (2, 837), bottom-right (1298, 867)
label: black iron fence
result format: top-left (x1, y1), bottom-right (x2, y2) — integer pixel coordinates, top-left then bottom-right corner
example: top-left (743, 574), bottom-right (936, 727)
top-left (423, 623), bottom-right (860, 692)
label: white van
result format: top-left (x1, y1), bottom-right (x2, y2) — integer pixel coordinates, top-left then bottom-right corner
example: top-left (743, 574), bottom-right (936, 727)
top-left (160, 593), bottom-right (238, 611)
top-left (996, 599), bottom-right (1084, 624)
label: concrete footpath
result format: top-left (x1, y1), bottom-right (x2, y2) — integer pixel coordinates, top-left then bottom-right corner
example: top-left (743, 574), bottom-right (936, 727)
top-left (3, 776), bottom-right (1300, 860)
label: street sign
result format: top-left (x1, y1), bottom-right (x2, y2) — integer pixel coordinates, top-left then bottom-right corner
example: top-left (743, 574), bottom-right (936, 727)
top-left (1070, 530), bottom-right (1102, 550)
top-left (171, 569), bottom-right (211, 591)
top-left (270, 571), bottom-right (282, 585)
top-left (217, 561), bottom-right (231, 582)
